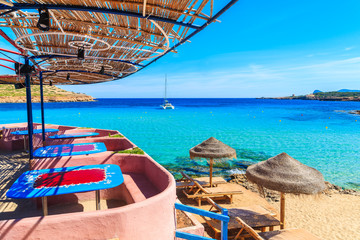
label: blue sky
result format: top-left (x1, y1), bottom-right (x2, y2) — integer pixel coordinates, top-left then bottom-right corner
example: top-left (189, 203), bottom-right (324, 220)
top-left (3, 0), bottom-right (360, 98)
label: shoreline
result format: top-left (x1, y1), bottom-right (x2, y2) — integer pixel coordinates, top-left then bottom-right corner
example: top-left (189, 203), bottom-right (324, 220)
top-left (171, 169), bottom-right (360, 192)
top-left (228, 174), bottom-right (360, 201)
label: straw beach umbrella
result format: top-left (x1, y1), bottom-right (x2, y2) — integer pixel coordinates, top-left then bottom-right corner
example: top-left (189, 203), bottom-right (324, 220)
top-left (246, 152), bottom-right (326, 229)
top-left (190, 137), bottom-right (236, 187)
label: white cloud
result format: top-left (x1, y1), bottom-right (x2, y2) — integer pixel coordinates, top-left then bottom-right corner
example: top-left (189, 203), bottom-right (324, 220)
top-left (60, 51), bottom-right (360, 98)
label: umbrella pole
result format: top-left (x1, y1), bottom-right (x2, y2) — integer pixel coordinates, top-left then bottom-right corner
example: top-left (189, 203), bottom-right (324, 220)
top-left (209, 158), bottom-right (213, 187)
top-left (280, 192), bottom-right (285, 229)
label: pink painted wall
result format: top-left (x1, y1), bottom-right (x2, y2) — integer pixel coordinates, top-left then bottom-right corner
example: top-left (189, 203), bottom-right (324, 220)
top-left (0, 126), bottom-right (177, 240)
top-left (0, 123), bottom-right (77, 151)
top-left (0, 123), bottom-right (127, 151)
top-left (0, 187), bottom-right (176, 240)
top-left (0, 123), bottom-right (41, 151)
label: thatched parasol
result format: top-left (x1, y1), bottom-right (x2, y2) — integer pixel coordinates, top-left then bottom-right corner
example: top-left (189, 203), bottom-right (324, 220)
top-left (190, 137), bottom-right (236, 187)
top-left (246, 152), bottom-right (326, 229)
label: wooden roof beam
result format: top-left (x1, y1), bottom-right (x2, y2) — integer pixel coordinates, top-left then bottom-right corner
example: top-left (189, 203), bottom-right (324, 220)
top-left (5, 25), bottom-right (171, 51)
top-left (58, 18), bottom-right (165, 39)
top-left (6, 3), bottom-right (201, 29)
top-left (112, 0), bottom-right (210, 21)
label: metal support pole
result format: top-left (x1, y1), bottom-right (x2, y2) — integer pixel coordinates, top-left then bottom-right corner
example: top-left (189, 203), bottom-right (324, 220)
top-left (95, 190), bottom-right (100, 210)
top-left (221, 207), bottom-right (228, 240)
top-left (25, 57), bottom-right (34, 160)
top-left (39, 71), bottom-right (45, 145)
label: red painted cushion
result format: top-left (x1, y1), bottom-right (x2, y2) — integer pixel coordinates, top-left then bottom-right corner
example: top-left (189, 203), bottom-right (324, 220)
top-left (34, 169), bottom-right (105, 188)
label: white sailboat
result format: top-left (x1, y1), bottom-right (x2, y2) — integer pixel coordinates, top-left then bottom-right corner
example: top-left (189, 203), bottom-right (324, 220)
top-left (160, 75), bottom-right (174, 109)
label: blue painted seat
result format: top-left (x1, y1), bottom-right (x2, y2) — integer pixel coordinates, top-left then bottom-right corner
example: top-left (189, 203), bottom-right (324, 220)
top-left (34, 142), bottom-right (107, 157)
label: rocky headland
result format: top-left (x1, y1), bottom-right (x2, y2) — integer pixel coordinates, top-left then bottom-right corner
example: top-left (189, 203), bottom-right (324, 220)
top-left (349, 110), bottom-right (360, 115)
top-left (269, 94), bottom-right (360, 101)
top-left (0, 84), bottom-right (94, 103)
top-left (264, 89), bottom-right (360, 102)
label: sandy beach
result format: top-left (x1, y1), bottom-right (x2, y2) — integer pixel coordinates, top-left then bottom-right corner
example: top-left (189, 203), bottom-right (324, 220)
top-left (0, 151), bottom-right (359, 240)
top-left (272, 193), bottom-right (360, 240)
top-left (177, 177), bottom-right (360, 240)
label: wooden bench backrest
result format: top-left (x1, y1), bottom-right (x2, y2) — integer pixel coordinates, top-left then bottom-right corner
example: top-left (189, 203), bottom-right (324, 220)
top-left (180, 171), bottom-right (192, 181)
top-left (192, 178), bottom-right (210, 194)
top-left (235, 217), bottom-right (264, 240)
top-left (180, 171), bottom-right (210, 194)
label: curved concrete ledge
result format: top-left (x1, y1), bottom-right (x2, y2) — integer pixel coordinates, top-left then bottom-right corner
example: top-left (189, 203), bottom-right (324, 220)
top-left (0, 123), bottom-right (41, 151)
top-left (0, 182), bottom-right (176, 240)
top-left (0, 123), bottom-right (177, 239)
top-left (0, 123), bottom-right (76, 151)
top-left (0, 123), bottom-right (127, 151)
top-left (3, 150), bottom-right (176, 240)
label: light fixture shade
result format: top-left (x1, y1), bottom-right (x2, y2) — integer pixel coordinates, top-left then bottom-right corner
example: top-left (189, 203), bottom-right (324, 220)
top-left (16, 63), bottom-right (33, 75)
top-left (14, 62), bottom-right (22, 74)
top-left (66, 73), bottom-right (70, 80)
top-left (77, 47), bottom-right (85, 60)
top-left (37, 8), bottom-right (50, 31)
top-left (49, 80), bottom-right (53, 86)
top-left (99, 66), bottom-right (105, 74)
top-left (14, 83), bottom-right (25, 89)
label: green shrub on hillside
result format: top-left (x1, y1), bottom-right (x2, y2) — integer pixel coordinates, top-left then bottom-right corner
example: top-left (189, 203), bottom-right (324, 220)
top-left (108, 133), bottom-right (124, 138)
top-left (114, 147), bottom-right (144, 155)
top-left (314, 91), bottom-right (360, 98)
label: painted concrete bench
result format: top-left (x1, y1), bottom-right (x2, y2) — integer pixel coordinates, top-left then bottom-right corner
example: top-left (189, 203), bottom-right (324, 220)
top-left (123, 173), bottom-right (160, 203)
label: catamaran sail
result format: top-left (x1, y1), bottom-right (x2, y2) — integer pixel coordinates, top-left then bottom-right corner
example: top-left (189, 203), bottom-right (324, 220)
top-left (160, 75), bottom-right (174, 109)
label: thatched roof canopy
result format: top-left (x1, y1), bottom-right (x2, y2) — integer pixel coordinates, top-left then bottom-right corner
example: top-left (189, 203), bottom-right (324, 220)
top-left (0, 0), bottom-right (239, 85)
top-left (246, 152), bottom-right (325, 194)
top-left (190, 137), bottom-right (236, 159)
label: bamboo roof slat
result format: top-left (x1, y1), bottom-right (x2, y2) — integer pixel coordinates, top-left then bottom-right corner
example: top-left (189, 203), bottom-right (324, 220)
top-left (0, 0), bottom-right (237, 85)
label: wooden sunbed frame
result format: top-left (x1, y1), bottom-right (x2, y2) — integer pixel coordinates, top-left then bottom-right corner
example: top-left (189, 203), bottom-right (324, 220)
top-left (176, 171), bottom-right (227, 188)
top-left (235, 217), bottom-right (321, 240)
top-left (202, 198), bottom-right (278, 239)
top-left (182, 174), bottom-right (242, 206)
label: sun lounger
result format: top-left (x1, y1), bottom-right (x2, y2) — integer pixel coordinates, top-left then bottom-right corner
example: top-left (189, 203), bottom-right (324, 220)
top-left (182, 176), bottom-right (242, 206)
top-left (235, 216), bottom-right (321, 240)
top-left (176, 171), bottom-right (227, 188)
top-left (202, 197), bottom-right (279, 239)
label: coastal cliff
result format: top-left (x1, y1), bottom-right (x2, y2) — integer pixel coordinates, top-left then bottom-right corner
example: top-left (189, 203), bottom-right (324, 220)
top-left (0, 84), bottom-right (94, 103)
top-left (267, 91), bottom-right (360, 102)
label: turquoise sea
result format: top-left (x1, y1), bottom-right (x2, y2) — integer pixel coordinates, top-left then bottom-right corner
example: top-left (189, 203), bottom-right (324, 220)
top-left (0, 98), bottom-right (359, 190)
